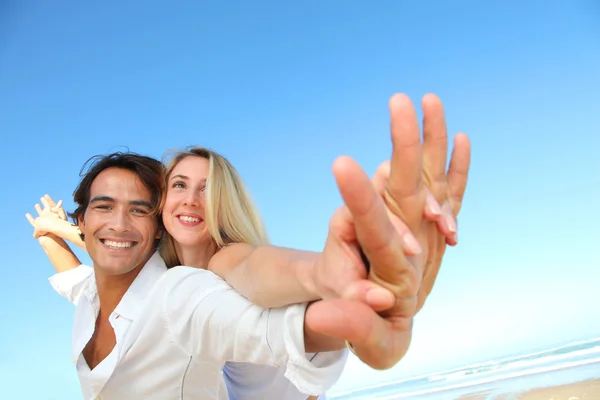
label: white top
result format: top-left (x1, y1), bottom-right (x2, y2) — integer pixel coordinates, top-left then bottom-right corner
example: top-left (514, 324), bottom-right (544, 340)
top-left (49, 252), bottom-right (345, 399)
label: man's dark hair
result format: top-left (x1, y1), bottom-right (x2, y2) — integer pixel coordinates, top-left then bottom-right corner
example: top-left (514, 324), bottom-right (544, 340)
top-left (69, 152), bottom-right (165, 246)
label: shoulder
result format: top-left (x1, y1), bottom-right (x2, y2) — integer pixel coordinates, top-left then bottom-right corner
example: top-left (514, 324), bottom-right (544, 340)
top-left (207, 243), bottom-right (255, 275)
top-left (158, 266), bottom-right (249, 330)
top-left (156, 266), bottom-right (233, 306)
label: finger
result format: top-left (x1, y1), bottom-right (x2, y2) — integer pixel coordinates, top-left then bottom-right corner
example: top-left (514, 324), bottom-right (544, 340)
top-left (50, 200), bottom-right (64, 215)
top-left (371, 161), bottom-right (424, 256)
top-left (421, 94), bottom-right (448, 198)
top-left (386, 94), bottom-right (424, 233)
top-left (44, 194), bottom-right (57, 207)
top-left (34, 203), bottom-right (43, 216)
top-left (371, 160), bottom-right (390, 196)
top-left (305, 299), bottom-right (412, 370)
top-left (446, 232), bottom-right (458, 246)
top-left (332, 156), bottom-right (418, 287)
top-left (40, 196), bottom-right (51, 211)
top-left (447, 133), bottom-right (471, 217)
top-left (375, 163), bottom-right (448, 247)
top-left (53, 200), bottom-right (68, 221)
top-left (341, 280), bottom-right (395, 312)
top-left (424, 191), bottom-right (457, 243)
top-left (58, 206), bottom-right (68, 221)
top-left (425, 193), bottom-right (456, 240)
top-left (25, 213), bottom-right (35, 226)
top-left (45, 194), bottom-right (60, 206)
top-left (372, 160), bottom-right (423, 255)
top-left (423, 190), bottom-right (442, 221)
top-left (415, 244), bottom-right (445, 314)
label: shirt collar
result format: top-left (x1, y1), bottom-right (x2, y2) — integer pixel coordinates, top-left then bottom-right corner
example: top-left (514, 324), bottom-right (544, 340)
top-left (113, 251), bottom-right (167, 321)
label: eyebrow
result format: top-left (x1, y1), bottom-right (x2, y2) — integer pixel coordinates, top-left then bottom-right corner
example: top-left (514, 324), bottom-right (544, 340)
top-left (170, 174), bottom-right (189, 181)
top-left (170, 174), bottom-right (206, 184)
top-left (90, 196), bottom-right (115, 204)
top-left (130, 200), bottom-right (153, 209)
top-left (89, 196), bottom-right (152, 209)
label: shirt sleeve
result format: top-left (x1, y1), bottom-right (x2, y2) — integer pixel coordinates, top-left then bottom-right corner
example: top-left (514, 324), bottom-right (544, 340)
top-left (223, 355), bottom-right (337, 400)
top-left (48, 264), bottom-right (93, 305)
top-left (161, 267), bottom-right (347, 395)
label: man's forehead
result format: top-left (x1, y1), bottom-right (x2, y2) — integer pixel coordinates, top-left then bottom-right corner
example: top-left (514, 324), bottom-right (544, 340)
top-left (90, 168), bottom-right (152, 201)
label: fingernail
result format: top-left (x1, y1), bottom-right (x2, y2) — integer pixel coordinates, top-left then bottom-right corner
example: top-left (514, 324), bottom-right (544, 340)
top-left (449, 233), bottom-right (458, 245)
top-left (366, 287), bottom-right (395, 306)
top-left (402, 232), bottom-right (422, 254)
top-left (426, 194), bottom-right (442, 216)
top-left (445, 213), bottom-right (457, 233)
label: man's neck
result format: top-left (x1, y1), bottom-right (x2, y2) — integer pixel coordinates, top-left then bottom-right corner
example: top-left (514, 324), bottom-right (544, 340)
top-left (94, 255), bottom-right (151, 317)
top-left (175, 241), bottom-right (217, 269)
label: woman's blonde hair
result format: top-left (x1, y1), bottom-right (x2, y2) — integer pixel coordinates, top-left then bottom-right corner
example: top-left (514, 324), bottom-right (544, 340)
top-left (159, 146), bottom-right (269, 267)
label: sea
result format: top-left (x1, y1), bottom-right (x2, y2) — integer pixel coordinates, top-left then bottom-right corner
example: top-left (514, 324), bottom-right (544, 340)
top-left (329, 338), bottom-right (600, 399)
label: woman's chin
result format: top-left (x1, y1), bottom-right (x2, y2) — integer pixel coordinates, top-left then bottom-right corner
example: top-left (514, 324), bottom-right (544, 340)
top-left (172, 234), bottom-right (210, 248)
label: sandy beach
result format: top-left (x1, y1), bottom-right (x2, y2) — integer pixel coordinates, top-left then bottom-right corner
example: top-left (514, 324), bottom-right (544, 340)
top-left (457, 378), bottom-right (600, 400)
top-left (515, 378), bottom-right (600, 400)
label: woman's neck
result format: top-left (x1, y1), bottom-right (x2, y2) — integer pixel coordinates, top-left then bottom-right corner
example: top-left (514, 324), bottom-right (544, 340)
top-left (175, 240), bottom-right (218, 269)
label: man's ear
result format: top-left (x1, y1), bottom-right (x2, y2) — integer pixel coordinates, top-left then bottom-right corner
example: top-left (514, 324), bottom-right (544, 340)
top-left (77, 215), bottom-right (85, 241)
top-left (155, 228), bottom-right (163, 240)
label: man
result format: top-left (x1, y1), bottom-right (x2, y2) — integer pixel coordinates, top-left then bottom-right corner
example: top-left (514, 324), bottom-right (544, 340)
top-left (29, 93), bottom-right (471, 399)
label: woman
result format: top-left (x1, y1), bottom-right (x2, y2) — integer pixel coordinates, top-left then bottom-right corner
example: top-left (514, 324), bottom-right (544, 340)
top-left (28, 147), bottom-right (457, 399)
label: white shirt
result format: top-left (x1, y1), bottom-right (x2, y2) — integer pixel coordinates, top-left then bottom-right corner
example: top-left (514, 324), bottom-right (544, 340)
top-left (49, 252), bottom-right (345, 399)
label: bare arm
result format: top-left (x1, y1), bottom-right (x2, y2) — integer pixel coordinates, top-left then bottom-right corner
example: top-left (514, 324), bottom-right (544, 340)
top-left (208, 248), bottom-right (347, 353)
top-left (37, 217), bottom-right (86, 250)
top-left (37, 234), bottom-right (83, 273)
top-left (26, 195), bottom-right (86, 250)
top-left (164, 267), bottom-right (346, 396)
top-left (208, 243), bottom-right (319, 308)
top-left (26, 195), bottom-right (85, 272)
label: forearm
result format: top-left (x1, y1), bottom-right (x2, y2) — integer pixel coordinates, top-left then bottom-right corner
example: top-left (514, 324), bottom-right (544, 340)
top-left (39, 234), bottom-right (82, 273)
top-left (211, 245), bottom-right (320, 308)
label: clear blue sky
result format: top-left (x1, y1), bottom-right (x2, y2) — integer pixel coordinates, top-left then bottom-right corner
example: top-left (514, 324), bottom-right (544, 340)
top-left (1, 1), bottom-right (599, 398)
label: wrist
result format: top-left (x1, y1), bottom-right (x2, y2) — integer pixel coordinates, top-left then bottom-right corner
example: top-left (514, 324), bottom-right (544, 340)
top-left (38, 232), bottom-right (59, 246)
top-left (294, 253), bottom-right (319, 300)
top-left (57, 218), bottom-right (78, 236)
top-left (38, 233), bottom-right (67, 252)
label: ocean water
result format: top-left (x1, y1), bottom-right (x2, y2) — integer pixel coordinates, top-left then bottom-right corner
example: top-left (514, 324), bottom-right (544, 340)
top-left (330, 338), bottom-right (600, 399)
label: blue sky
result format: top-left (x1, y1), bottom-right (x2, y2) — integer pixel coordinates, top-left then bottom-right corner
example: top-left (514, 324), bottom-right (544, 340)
top-left (1, 1), bottom-right (599, 398)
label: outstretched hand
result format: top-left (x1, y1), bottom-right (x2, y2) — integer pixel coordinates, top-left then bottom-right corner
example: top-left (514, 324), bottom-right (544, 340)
top-left (26, 195), bottom-right (67, 240)
top-left (25, 194), bottom-right (85, 250)
top-left (306, 93), bottom-right (471, 369)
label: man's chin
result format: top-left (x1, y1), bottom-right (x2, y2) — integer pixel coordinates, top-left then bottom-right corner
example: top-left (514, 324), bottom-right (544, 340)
top-left (94, 257), bottom-right (140, 276)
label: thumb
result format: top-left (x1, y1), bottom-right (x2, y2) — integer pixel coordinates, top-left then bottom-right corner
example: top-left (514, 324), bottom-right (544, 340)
top-left (305, 299), bottom-right (409, 370)
top-left (341, 280), bottom-right (395, 312)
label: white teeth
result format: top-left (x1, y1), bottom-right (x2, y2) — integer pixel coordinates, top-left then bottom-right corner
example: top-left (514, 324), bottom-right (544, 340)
top-left (179, 215), bottom-right (200, 223)
top-left (104, 240), bottom-right (133, 249)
